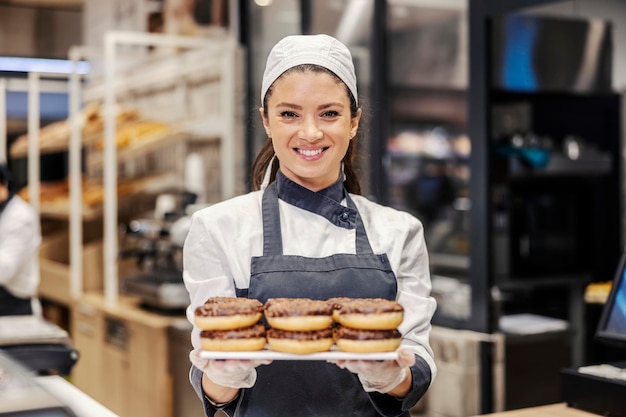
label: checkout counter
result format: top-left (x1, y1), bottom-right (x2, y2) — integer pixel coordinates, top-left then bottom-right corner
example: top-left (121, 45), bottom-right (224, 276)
top-left (0, 348), bottom-right (73, 417)
top-left (0, 351), bottom-right (118, 417)
top-left (0, 315), bottom-right (77, 376)
top-left (0, 317), bottom-right (119, 417)
top-left (67, 202), bottom-right (204, 417)
top-left (475, 247), bottom-right (626, 417)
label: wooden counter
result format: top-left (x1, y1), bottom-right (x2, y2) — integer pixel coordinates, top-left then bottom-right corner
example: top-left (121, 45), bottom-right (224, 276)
top-left (474, 403), bottom-right (599, 416)
top-left (75, 292), bottom-right (185, 328)
top-left (71, 292), bottom-right (189, 417)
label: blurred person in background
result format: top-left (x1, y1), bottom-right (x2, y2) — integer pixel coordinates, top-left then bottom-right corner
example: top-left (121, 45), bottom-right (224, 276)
top-left (0, 163), bottom-right (41, 316)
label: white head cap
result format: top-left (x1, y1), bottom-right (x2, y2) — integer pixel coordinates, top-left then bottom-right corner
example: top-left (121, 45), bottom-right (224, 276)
top-left (260, 34), bottom-right (358, 106)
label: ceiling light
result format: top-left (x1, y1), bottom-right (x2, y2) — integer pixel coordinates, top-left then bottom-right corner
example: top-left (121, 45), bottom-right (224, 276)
top-left (0, 57), bottom-right (90, 75)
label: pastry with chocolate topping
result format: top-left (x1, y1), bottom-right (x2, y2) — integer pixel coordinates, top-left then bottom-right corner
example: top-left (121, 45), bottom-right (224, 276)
top-left (200, 323), bottom-right (267, 351)
top-left (326, 296), bottom-right (353, 321)
top-left (334, 325), bottom-right (402, 353)
top-left (264, 298), bottom-right (333, 331)
top-left (194, 296), bottom-right (264, 330)
top-left (267, 327), bottom-right (334, 354)
top-left (334, 298), bottom-right (404, 330)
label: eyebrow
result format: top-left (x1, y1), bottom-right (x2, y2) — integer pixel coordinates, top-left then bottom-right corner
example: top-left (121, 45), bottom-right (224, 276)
top-left (274, 102), bottom-right (345, 110)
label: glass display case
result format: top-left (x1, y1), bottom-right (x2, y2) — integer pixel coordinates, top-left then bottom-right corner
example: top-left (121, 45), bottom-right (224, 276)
top-left (384, 1), bottom-right (471, 323)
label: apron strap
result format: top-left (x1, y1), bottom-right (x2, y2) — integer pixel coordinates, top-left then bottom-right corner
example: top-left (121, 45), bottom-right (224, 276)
top-left (345, 192), bottom-right (374, 255)
top-left (261, 182), bottom-right (374, 256)
top-left (262, 182), bottom-right (283, 256)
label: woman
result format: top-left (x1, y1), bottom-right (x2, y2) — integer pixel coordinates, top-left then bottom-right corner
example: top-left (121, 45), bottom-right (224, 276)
top-left (0, 163), bottom-right (41, 316)
top-left (184, 34), bottom-right (436, 416)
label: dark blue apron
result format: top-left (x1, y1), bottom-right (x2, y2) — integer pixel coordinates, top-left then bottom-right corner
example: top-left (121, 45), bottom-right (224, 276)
top-left (235, 182), bottom-right (401, 416)
top-left (0, 287), bottom-right (33, 316)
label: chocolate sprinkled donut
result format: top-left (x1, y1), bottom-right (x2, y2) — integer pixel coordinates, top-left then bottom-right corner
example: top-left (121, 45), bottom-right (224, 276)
top-left (266, 326), bottom-right (334, 354)
top-left (264, 298), bottom-right (333, 317)
top-left (336, 298), bottom-right (404, 315)
top-left (267, 327), bottom-right (333, 341)
top-left (334, 325), bottom-right (401, 341)
top-left (334, 325), bottom-right (402, 353)
top-left (335, 298), bottom-right (404, 330)
top-left (194, 297), bottom-right (264, 330)
top-left (195, 297), bottom-right (264, 317)
top-left (199, 323), bottom-right (267, 352)
top-left (201, 323), bottom-right (267, 340)
top-left (264, 298), bottom-right (334, 331)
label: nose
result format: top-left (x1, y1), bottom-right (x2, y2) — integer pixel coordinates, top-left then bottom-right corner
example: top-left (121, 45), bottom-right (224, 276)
top-left (298, 117), bottom-right (323, 141)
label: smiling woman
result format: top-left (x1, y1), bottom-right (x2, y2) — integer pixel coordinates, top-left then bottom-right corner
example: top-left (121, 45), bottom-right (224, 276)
top-left (252, 33), bottom-right (362, 194)
top-left (260, 68), bottom-right (360, 191)
top-left (183, 34), bottom-right (436, 417)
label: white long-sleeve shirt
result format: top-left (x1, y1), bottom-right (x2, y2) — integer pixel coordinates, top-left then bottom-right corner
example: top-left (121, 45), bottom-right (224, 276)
top-left (0, 195), bottom-right (41, 298)
top-left (183, 188), bottom-right (437, 380)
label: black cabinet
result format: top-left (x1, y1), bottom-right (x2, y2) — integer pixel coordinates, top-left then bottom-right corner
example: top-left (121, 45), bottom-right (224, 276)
top-left (465, 4), bottom-right (622, 335)
top-left (466, 4), bottom-right (623, 412)
top-left (489, 92), bottom-right (621, 285)
top-left (484, 27), bottom-right (622, 369)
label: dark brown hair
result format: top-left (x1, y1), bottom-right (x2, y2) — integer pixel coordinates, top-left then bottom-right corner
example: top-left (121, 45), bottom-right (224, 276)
top-left (251, 64), bottom-right (362, 194)
top-left (0, 164), bottom-right (15, 191)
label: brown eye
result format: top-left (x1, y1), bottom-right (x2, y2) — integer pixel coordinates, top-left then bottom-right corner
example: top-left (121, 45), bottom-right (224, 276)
top-left (280, 111), bottom-right (298, 118)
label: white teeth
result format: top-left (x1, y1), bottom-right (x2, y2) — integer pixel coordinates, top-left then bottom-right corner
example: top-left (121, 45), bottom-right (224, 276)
top-left (298, 148), bottom-right (323, 156)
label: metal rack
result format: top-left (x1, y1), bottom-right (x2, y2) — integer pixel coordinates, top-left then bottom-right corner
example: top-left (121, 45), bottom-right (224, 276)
top-left (80, 31), bottom-right (243, 305)
top-left (2, 31), bottom-right (244, 307)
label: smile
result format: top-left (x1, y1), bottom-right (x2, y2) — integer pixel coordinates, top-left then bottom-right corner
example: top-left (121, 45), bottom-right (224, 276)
top-left (296, 148), bottom-right (327, 156)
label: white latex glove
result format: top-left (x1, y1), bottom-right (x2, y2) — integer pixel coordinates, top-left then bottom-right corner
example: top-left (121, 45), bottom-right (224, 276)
top-left (189, 349), bottom-right (271, 389)
top-left (332, 347), bottom-right (416, 393)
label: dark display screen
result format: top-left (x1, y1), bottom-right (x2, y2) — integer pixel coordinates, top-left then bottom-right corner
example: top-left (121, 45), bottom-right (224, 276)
top-left (596, 249), bottom-right (626, 347)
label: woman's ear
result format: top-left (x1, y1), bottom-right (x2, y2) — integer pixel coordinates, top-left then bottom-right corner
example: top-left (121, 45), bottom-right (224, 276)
top-left (259, 107), bottom-right (271, 137)
top-left (350, 108), bottom-right (362, 139)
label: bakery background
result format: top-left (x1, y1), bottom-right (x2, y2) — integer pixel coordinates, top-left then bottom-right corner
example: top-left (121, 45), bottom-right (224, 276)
top-left (1, 1), bottom-right (626, 417)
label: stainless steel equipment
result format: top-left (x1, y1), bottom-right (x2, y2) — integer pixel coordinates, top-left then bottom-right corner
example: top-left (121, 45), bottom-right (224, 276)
top-left (120, 192), bottom-right (197, 312)
top-left (120, 219), bottom-right (189, 311)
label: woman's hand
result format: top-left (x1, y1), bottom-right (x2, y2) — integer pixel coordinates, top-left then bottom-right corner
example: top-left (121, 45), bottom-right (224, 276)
top-left (330, 348), bottom-right (415, 394)
top-left (189, 349), bottom-right (271, 389)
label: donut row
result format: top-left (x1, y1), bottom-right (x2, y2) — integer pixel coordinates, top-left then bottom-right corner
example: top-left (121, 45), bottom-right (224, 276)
top-left (327, 297), bottom-right (404, 353)
top-left (194, 296), bottom-right (404, 354)
top-left (195, 297), bottom-right (267, 351)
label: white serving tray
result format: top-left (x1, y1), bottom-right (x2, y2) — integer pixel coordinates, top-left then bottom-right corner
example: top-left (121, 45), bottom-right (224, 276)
top-left (199, 348), bottom-right (398, 361)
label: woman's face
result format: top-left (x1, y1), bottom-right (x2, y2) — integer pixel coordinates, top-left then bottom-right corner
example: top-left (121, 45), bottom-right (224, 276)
top-left (261, 70), bottom-right (361, 192)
